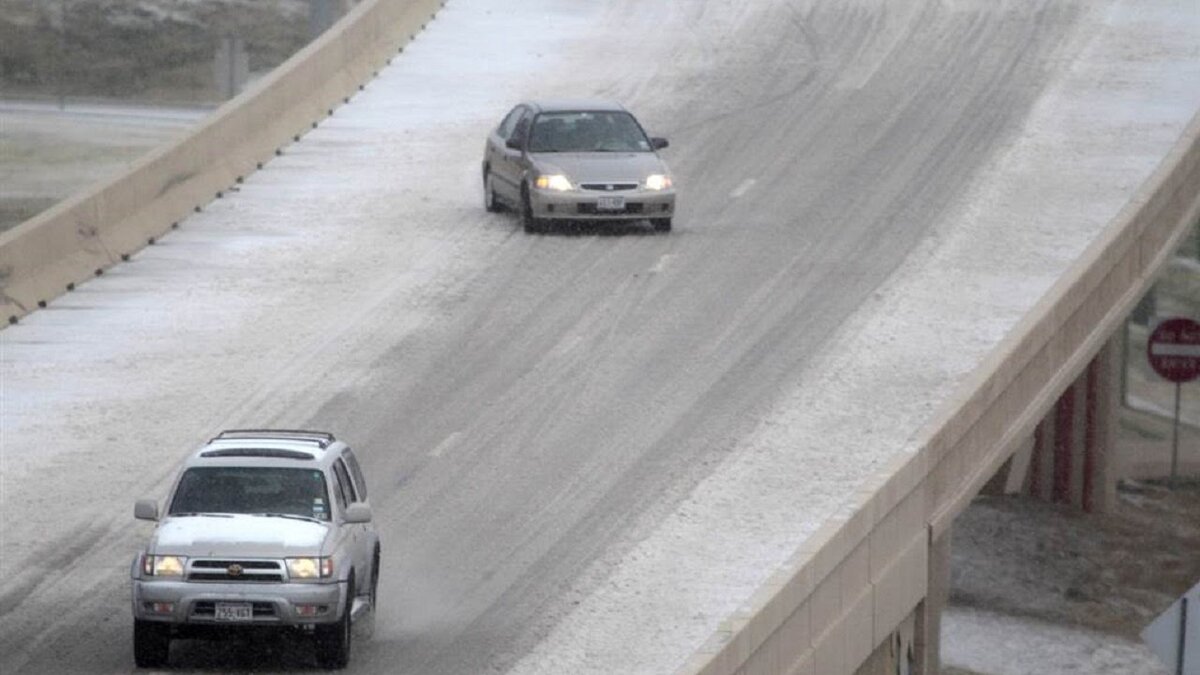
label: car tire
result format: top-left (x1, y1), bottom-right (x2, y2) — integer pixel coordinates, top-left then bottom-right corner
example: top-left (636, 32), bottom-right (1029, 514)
top-left (483, 169), bottom-right (503, 213)
top-left (521, 187), bottom-right (544, 234)
top-left (370, 548), bottom-right (380, 612)
top-left (652, 218), bottom-right (672, 233)
top-left (315, 573), bottom-right (353, 670)
top-left (133, 619), bottom-right (170, 668)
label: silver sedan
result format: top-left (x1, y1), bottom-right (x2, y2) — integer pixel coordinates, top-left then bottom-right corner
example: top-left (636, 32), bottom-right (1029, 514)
top-left (482, 100), bottom-right (676, 233)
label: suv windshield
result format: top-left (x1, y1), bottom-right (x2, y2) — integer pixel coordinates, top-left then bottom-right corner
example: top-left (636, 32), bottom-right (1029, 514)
top-left (169, 467), bottom-right (331, 521)
top-left (528, 111), bottom-right (651, 153)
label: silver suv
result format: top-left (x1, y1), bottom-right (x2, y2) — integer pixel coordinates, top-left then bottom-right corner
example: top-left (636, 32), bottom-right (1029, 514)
top-left (130, 430), bottom-right (380, 669)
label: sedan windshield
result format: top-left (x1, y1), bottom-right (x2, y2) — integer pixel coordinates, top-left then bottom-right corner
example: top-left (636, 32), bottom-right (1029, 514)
top-left (528, 111), bottom-right (651, 153)
top-left (169, 467), bottom-right (331, 521)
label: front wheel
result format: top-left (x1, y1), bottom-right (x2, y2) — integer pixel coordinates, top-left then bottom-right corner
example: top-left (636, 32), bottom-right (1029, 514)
top-left (521, 187), bottom-right (545, 234)
top-left (651, 218), bottom-right (672, 233)
top-left (483, 169), bottom-right (503, 213)
top-left (315, 575), bottom-right (353, 669)
top-left (133, 620), bottom-right (170, 668)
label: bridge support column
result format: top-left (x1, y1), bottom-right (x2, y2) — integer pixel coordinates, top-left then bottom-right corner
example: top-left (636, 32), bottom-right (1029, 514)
top-left (996, 334), bottom-right (1120, 512)
top-left (914, 527), bottom-right (952, 674)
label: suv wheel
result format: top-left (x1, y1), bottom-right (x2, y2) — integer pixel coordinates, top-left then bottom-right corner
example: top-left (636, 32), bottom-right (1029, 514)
top-left (652, 217), bottom-right (672, 233)
top-left (133, 619), bottom-right (170, 668)
top-left (315, 573), bottom-right (353, 669)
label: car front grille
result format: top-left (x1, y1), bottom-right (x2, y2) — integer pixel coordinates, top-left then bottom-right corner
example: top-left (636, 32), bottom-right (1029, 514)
top-left (577, 203), bottom-right (644, 215)
top-left (580, 182), bottom-right (638, 191)
top-left (188, 559), bottom-right (285, 583)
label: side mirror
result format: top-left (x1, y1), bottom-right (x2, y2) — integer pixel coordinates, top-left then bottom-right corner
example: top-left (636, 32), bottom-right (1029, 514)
top-left (651, 137), bottom-right (669, 150)
top-left (505, 136), bottom-right (523, 151)
top-left (135, 499), bottom-right (159, 521)
top-left (343, 503), bottom-right (372, 524)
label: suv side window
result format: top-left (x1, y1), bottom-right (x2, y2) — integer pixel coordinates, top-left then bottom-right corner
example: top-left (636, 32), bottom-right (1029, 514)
top-left (498, 106), bottom-right (524, 140)
top-left (333, 459), bottom-right (358, 504)
top-left (330, 467), bottom-right (350, 510)
top-left (342, 449), bottom-right (368, 500)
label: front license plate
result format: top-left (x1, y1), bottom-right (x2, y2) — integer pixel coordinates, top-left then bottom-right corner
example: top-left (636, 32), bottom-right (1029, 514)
top-left (215, 602), bottom-right (253, 622)
top-left (596, 195), bottom-right (625, 211)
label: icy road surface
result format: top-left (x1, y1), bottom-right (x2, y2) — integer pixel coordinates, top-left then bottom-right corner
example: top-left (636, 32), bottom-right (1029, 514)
top-left (2, 0), bottom-right (1198, 673)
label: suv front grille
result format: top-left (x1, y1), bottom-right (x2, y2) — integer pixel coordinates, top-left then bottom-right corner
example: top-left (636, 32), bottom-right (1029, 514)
top-left (188, 559), bottom-right (285, 583)
top-left (191, 601), bottom-right (277, 618)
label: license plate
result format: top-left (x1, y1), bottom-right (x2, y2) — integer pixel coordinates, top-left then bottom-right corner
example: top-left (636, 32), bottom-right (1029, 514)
top-left (596, 195), bottom-right (625, 211)
top-left (214, 602), bottom-right (253, 622)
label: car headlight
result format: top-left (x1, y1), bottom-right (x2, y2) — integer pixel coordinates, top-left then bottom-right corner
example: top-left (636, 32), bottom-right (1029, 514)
top-left (142, 554), bottom-right (187, 577)
top-left (644, 174), bottom-right (672, 191)
top-left (287, 557), bottom-right (335, 580)
top-left (534, 174), bottom-right (573, 191)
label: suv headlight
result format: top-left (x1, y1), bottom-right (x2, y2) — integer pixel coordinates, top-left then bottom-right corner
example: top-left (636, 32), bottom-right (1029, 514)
top-left (644, 174), bottom-right (672, 191)
top-left (142, 554), bottom-right (187, 578)
top-left (534, 174), bottom-right (573, 191)
top-left (287, 557), bottom-right (335, 580)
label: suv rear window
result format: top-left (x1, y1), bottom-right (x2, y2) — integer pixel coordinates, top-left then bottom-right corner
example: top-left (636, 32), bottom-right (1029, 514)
top-left (169, 467), bottom-right (332, 521)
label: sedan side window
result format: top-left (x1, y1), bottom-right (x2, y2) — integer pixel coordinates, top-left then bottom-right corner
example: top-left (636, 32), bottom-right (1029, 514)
top-left (498, 106), bottom-right (524, 140)
top-left (511, 108), bottom-right (534, 146)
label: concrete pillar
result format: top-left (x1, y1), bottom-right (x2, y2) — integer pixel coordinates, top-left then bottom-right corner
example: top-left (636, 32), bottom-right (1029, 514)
top-left (1016, 333), bottom-right (1120, 513)
top-left (914, 527), bottom-right (952, 675)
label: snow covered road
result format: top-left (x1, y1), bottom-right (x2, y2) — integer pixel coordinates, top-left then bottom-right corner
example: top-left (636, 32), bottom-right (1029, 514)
top-left (2, 0), bottom-right (1197, 673)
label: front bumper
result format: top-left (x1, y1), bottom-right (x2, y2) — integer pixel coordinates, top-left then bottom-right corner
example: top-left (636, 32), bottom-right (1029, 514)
top-left (529, 187), bottom-right (675, 221)
top-left (132, 579), bottom-right (347, 626)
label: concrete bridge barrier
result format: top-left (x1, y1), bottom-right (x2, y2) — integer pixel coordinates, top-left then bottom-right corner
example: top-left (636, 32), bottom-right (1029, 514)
top-left (675, 110), bottom-right (1200, 675)
top-left (0, 0), bottom-right (442, 324)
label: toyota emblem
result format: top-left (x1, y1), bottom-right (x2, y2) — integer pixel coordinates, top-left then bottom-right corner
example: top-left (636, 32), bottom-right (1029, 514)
top-left (227, 564), bottom-right (244, 577)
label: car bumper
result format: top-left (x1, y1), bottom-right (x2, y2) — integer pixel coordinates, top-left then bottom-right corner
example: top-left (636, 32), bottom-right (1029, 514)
top-left (132, 579), bottom-right (347, 626)
top-left (529, 188), bottom-right (675, 221)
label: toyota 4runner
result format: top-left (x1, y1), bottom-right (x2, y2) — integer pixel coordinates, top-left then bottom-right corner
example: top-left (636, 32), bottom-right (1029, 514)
top-left (130, 430), bottom-right (380, 669)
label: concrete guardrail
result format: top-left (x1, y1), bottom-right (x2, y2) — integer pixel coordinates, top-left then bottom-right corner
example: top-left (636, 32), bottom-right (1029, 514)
top-left (0, 0), bottom-right (443, 325)
top-left (675, 110), bottom-right (1200, 675)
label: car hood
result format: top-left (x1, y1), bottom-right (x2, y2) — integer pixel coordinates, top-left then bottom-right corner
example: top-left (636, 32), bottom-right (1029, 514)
top-left (150, 514), bottom-right (331, 558)
top-left (531, 152), bottom-right (668, 184)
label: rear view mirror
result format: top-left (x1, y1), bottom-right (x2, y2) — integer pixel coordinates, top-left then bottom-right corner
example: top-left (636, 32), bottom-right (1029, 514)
top-left (135, 499), bottom-right (159, 521)
top-left (651, 137), bottom-right (669, 150)
top-left (505, 136), bottom-right (523, 151)
top-left (343, 503), bottom-right (372, 524)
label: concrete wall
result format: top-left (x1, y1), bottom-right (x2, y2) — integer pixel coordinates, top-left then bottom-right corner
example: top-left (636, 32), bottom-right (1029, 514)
top-left (675, 110), bottom-right (1200, 675)
top-left (0, 0), bottom-right (443, 324)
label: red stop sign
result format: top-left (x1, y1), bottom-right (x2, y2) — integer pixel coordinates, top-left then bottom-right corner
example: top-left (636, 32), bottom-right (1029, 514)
top-left (1147, 317), bottom-right (1200, 384)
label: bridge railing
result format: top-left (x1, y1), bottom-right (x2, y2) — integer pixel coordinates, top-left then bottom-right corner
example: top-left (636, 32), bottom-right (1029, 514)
top-left (676, 111), bottom-right (1200, 675)
top-left (0, 0), bottom-right (443, 325)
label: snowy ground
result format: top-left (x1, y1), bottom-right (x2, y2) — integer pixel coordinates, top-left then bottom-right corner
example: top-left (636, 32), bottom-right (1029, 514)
top-left (944, 475), bottom-right (1200, 675)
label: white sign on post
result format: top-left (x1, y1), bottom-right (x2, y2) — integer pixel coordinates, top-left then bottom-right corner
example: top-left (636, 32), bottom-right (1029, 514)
top-left (1143, 580), bottom-right (1200, 675)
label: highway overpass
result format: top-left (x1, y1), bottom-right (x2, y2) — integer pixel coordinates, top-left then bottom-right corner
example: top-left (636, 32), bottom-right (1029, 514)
top-left (1, 0), bottom-right (1197, 673)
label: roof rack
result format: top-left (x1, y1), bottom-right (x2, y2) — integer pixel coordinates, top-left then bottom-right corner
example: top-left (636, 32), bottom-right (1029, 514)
top-left (211, 429), bottom-right (335, 449)
top-left (199, 448), bottom-right (317, 460)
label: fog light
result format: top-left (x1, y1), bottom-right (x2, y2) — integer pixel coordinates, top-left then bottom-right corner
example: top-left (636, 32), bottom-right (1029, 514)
top-left (295, 604), bottom-right (325, 617)
top-left (144, 602), bottom-right (174, 614)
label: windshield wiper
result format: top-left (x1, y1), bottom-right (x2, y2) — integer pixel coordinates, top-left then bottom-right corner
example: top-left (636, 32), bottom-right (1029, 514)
top-left (169, 512), bottom-right (232, 518)
top-left (253, 512), bottom-right (324, 523)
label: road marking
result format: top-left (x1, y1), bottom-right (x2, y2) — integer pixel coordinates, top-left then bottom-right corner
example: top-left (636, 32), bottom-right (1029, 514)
top-left (649, 254), bottom-right (674, 274)
top-left (429, 431), bottom-right (463, 458)
top-left (730, 178), bottom-right (756, 199)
